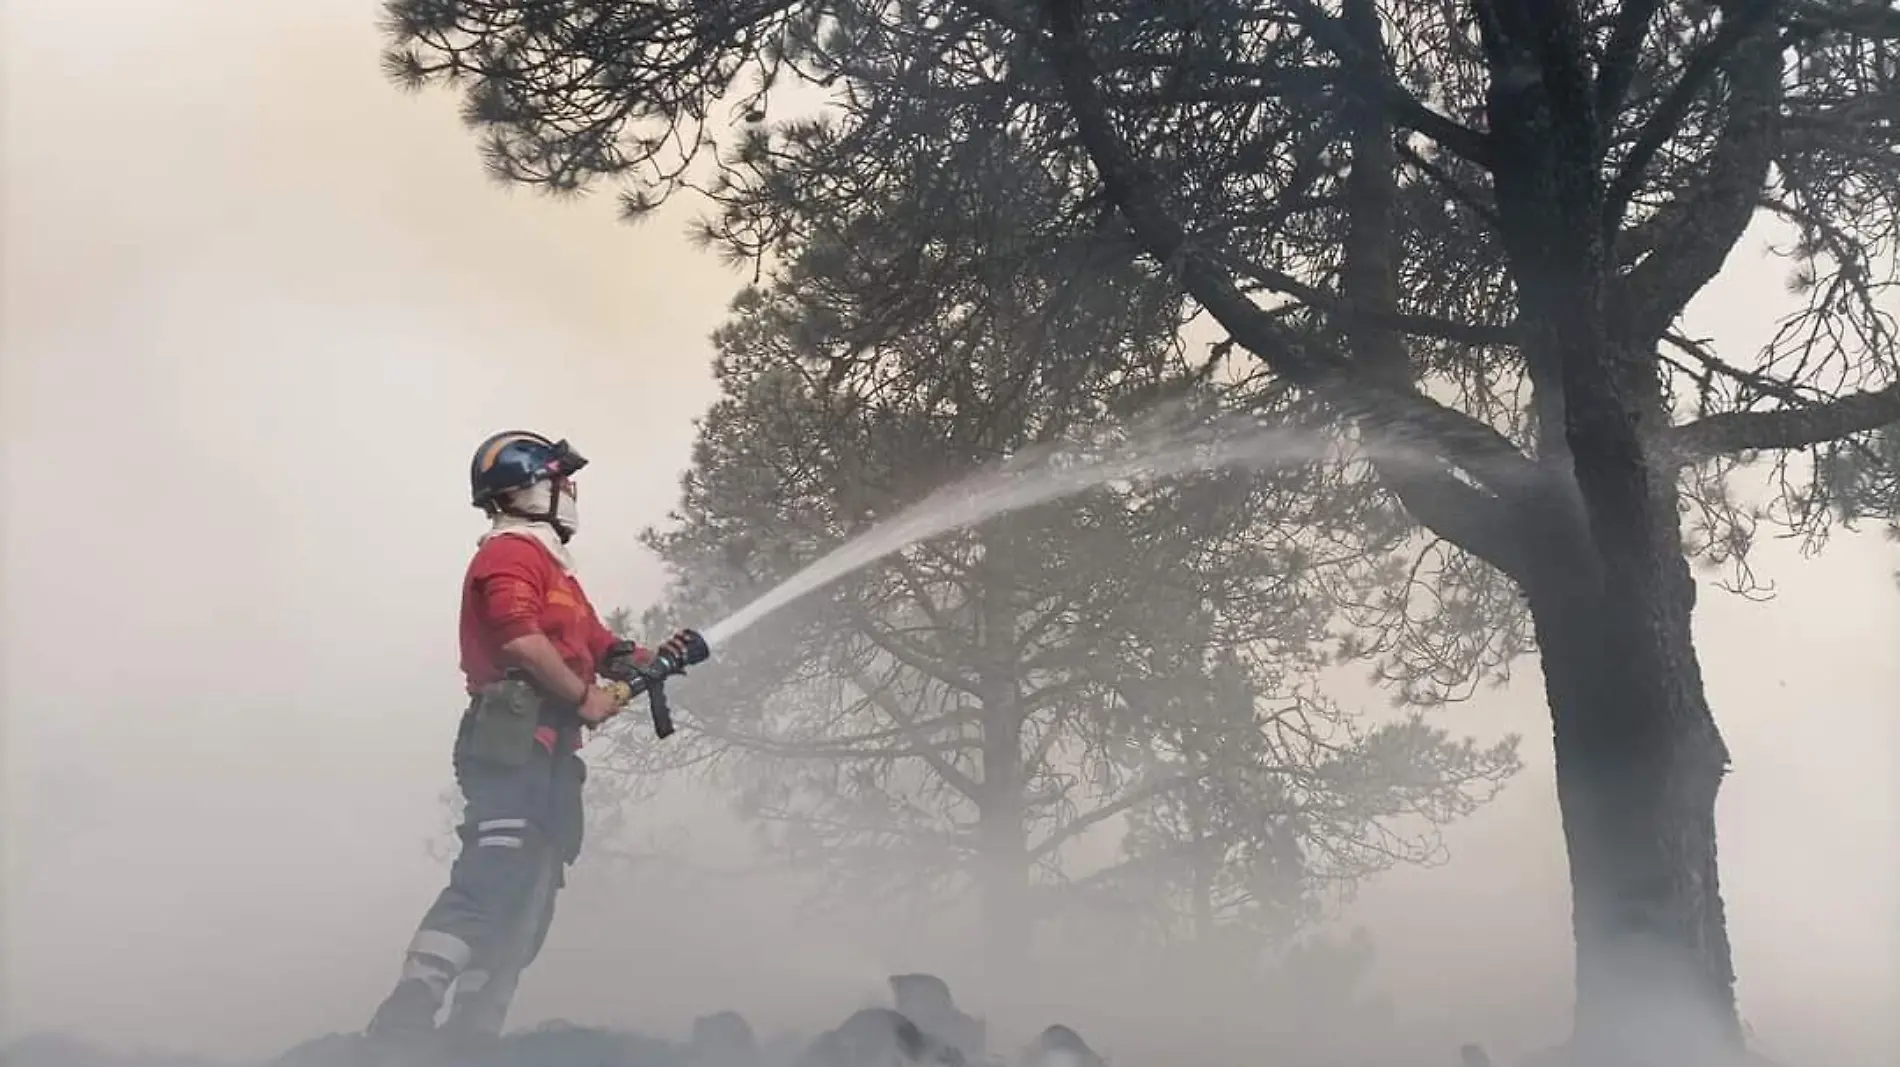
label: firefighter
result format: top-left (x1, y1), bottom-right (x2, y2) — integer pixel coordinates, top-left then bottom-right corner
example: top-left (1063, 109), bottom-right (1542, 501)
top-left (365, 430), bottom-right (705, 1043)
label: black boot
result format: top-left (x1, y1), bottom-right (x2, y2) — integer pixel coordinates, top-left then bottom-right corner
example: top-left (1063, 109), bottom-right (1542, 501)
top-left (366, 977), bottom-right (446, 1041)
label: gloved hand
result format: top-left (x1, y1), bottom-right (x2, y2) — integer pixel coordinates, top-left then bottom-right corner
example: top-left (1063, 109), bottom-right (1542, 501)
top-left (599, 639), bottom-right (652, 682)
top-left (577, 684), bottom-right (624, 725)
top-left (657, 629), bottom-right (710, 668)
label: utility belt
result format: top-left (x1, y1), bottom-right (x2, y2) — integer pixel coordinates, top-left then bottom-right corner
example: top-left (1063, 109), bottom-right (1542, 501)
top-left (459, 671), bottom-right (582, 767)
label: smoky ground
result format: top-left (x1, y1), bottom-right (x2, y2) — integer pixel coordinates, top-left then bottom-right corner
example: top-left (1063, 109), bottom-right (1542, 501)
top-left (0, 948), bottom-right (1870, 1067)
top-left (2, 743), bottom-right (1893, 1067)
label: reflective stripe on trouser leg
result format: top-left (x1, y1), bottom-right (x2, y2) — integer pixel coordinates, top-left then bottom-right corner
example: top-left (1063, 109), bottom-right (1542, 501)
top-left (444, 845), bottom-right (562, 1036)
top-left (411, 802), bottom-right (547, 961)
top-left (399, 929), bottom-right (474, 995)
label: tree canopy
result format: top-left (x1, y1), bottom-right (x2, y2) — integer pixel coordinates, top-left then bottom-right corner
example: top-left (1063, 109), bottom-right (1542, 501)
top-left (381, 1), bottom-right (1900, 1061)
top-left (380, 0), bottom-right (1898, 681)
top-left (381, 0), bottom-right (1897, 492)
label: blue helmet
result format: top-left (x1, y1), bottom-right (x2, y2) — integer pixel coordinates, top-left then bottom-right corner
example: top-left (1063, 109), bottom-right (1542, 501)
top-left (469, 430), bottom-right (588, 510)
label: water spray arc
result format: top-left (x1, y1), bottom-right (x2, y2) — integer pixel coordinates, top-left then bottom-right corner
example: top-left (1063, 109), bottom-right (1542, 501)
top-left (697, 415), bottom-right (1446, 649)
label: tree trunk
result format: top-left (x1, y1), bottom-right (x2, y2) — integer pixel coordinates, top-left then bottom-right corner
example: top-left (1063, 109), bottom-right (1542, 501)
top-left (974, 698), bottom-right (1032, 993)
top-left (974, 538), bottom-right (1033, 986)
top-left (1184, 780), bottom-right (1217, 944)
top-left (1473, 7), bottom-right (1745, 1057)
top-left (1523, 495), bottom-right (1739, 1067)
top-left (975, 778), bottom-right (1031, 984)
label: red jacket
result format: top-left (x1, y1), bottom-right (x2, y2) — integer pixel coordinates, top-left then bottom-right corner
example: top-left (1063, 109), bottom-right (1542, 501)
top-left (459, 532), bottom-right (631, 694)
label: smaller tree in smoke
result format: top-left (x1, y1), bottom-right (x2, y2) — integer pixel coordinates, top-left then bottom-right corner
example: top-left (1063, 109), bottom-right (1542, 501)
top-left (593, 247), bottom-right (1520, 997)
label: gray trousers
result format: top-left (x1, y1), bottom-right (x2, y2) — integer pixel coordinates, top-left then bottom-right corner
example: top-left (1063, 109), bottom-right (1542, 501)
top-left (397, 713), bottom-right (587, 1036)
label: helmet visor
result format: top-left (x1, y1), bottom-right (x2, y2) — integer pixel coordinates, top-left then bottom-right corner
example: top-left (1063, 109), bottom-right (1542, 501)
top-left (542, 439), bottom-right (588, 479)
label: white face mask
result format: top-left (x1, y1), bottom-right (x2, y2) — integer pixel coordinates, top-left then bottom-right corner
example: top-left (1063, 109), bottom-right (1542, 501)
top-left (500, 479), bottom-right (580, 540)
top-left (554, 481), bottom-right (580, 538)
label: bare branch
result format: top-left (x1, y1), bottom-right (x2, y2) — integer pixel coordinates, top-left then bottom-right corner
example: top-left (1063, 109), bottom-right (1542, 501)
top-left (1669, 379), bottom-right (1900, 460)
top-left (1028, 770), bottom-right (1195, 862)
top-left (843, 661), bottom-right (987, 802)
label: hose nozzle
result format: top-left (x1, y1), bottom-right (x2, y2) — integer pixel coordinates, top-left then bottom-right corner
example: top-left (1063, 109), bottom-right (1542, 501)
top-left (606, 628), bottom-right (710, 739)
top-left (650, 628), bottom-right (711, 676)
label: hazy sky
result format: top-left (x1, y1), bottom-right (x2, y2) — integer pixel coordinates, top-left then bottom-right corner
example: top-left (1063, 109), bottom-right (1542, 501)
top-left (3, 3), bottom-right (1896, 1066)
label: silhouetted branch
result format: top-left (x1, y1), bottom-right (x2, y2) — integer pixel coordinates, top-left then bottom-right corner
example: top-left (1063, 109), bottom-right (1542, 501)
top-left (1669, 379), bottom-right (1900, 460)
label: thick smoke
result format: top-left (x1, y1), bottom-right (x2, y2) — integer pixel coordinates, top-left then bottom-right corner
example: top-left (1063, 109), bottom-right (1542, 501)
top-left (2, 4), bottom-right (1895, 1067)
